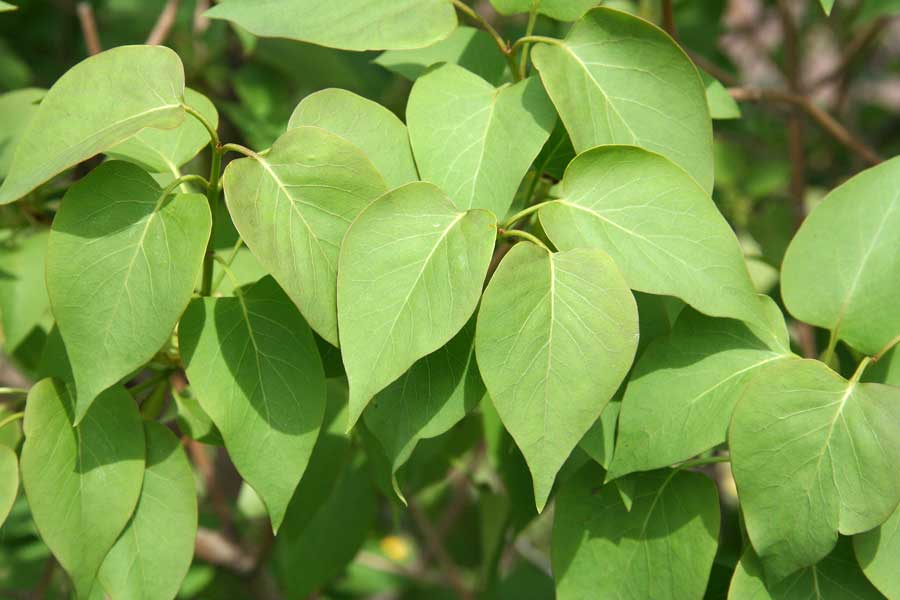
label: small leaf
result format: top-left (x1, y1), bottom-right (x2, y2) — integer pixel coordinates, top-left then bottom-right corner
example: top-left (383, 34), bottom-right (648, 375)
top-left (98, 422), bottom-right (197, 600)
top-left (781, 156), bottom-right (900, 355)
top-left (46, 161), bottom-right (211, 423)
top-left (363, 319), bottom-right (484, 490)
top-left (0, 230), bottom-right (51, 352)
top-left (205, 0), bottom-right (457, 51)
top-left (729, 359), bottom-right (900, 581)
top-left (222, 126), bottom-right (386, 346)
top-left (0, 445), bottom-right (17, 528)
top-left (107, 88), bottom-right (218, 175)
top-left (20, 379), bottom-right (144, 598)
top-left (180, 276), bottom-right (326, 532)
top-left (608, 299), bottom-right (795, 479)
top-left (475, 244), bottom-right (638, 510)
top-left (374, 26), bottom-right (507, 84)
top-left (288, 88), bottom-right (418, 189)
top-left (489, 0), bottom-right (597, 21)
top-left (854, 502), bottom-right (900, 598)
top-left (0, 2), bottom-right (17, 12)
top-left (540, 145), bottom-right (766, 328)
top-left (531, 8), bottom-right (714, 192)
top-left (0, 87), bottom-right (44, 179)
top-left (337, 182), bottom-right (496, 429)
top-left (0, 46), bottom-right (186, 204)
top-left (408, 65), bottom-right (555, 218)
top-left (728, 540), bottom-right (882, 600)
top-left (553, 464), bottom-right (720, 600)
top-left (820, 0), bottom-right (836, 15)
top-left (702, 71), bottom-right (741, 120)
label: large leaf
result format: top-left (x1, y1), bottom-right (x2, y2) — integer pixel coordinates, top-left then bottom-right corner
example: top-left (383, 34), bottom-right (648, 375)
top-left (531, 8), bottom-right (714, 192)
top-left (0, 229), bottom-right (50, 352)
top-left (0, 87), bottom-right (44, 179)
top-left (0, 46), bottom-right (186, 204)
top-left (98, 421), bottom-right (197, 600)
top-left (854, 502), bottom-right (900, 598)
top-left (729, 359), bottom-right (900, 581)
top-left (205, 0), bottom-right (457, 52)
top-left (608, 299), bottom-right (795, 479)
top-left (106, 88), bottom-right (218, 175)
top-left (46, 161), bottom-right (211, 423)
top-left (728, 541), bottom-right (882, 600)
top-left (20, 379), bottom-right (144, 598)
top-left (222, 126), bottom-right (386, 347)
top-left (781, 157), bottom-right (900, 355)
top-left (337, 182), bottom-right (496, 429)
top-left (288, 89), bottom-right (418, 189)
top-left (0, 445), bottom-right (16, 528)
top-left (407, 65), bottom-right (556, 218)
top-left (475, 244), bottom-right (638, 510)
top-left (180, 276), bottom-right (326, 532)
top-left (363, 319), bottom-right (483, 491)
top-left (553, 464), bottom-right (720, 600)
top-left (489, 0), bottom-right (597, 21)
top-left (374, 26), bottom-right (507, 84)
top-left (540, 145), bottom-right (766, 328)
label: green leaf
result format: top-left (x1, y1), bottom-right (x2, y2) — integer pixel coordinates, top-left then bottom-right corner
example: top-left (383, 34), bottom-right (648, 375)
top-left (98, 421), bottom-right (197, 600)
top-left (222, 126), bottom-right (386, 347)
top-left (374, 26), bottom-right (507, 84)
top-left (0, 2), bottom-right (17, 12)
top-left (864, 346), bottom-right (899, 386)
top-left (781, 157), bottom-right (900, 355)
top-left (728, 540), bottom-right (882, 600)
top-left (553, 464), bottom-right (720, 600)
top-left (540, 145), bottom-right (766, 328)
top-left (820, 0), bottom-right (836, 15)
top-left (0, 445), bottom-right (17, 528)
top-left (702, 71), bottom-right (741, 120)
top-left (363, 319), bottom-right (483, 493)
top-left (608, 299), bottom-right (795, 479)
top-left (854, 501), bottom-right (900, 598)
top-left (173, 387), bottom-right (222, 445)
top-left (0, 46), bottom-right (186, 204)
top-left (288, 89), bottom-right (418, 189)
top-left (20, 379), bottom-right (144, 598)
top-left (407, 65), bottom-right (556, 218)
top-left (205, 0), bottom-right (457, 51)
top-left (0, 88), bottom-right (44, 179)
top-left (46, 161), bottom-right (211, 423)
top-left (578, 395), bottom-right (621, 469)
top-left (475, 244), bottom-right (638, 510)
top-left (337, 182), bottom-right (496, 429)
top-left (531, 8), bottom-right (714, 192)
top-left (0, 230), bottom-right (50, 352)
top-left (729, 359), bottom-right (900, 581)
top-left (106, 88), bottom-right (218, 175)
top-left (180, 276), bottom-right (326, 532)
top-left (489, 0), bottom-right (597, 21)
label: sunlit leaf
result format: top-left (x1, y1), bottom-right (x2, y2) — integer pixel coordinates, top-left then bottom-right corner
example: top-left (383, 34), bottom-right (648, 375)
top-left (0, 445), bottom-right (17, 528)
top-left (702, 71), bottom-right (741, 120)
top-left (490, 0), bottom-right (597, 21)
top-left (0, 87), bottom-right (44, 179)
top-left (0, 229), bottom-right (50, 352)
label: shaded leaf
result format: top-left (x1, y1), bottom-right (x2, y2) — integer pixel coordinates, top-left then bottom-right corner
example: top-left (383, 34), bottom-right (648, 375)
top-left (0, 2), bottom-right (16, 12)
top-left (173, 387), bottom-right (222, 445)
top-left (854, 501), bottom-right (900, 598)
top-left (0, 445), bottom-right (16, 528)
top-left (0, 87), bottom-right (44, 179)
top-left (490, 0), bottom-right (597, 21)
top-left (702, 71), bottom-right (741, 120)
top-left (578, 395), bottom-right (620, 469)
top-left (0, 230), bottom-right (50, 352)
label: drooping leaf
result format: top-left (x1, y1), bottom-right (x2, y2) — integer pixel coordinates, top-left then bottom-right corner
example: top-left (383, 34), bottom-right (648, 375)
top-left (854, 501), bottom-right (900, 598)
top-left (205, 0), bottom-right (457, 52)
top-left (20, 379), bottom-right (144, 598)
top-left (608, 299), bottom-right (795, 479)
top-left (819, 0), bottom-right (836, 15)
top-left (728, 540), bottom-right (882, 600)
top-left (0, 230), bottom-right (50, 352)
top-left (106, 88), bottom-right (218, 175)
top-left (0, 445), bottom-right (17, 528)
top-left (288, 89), bottom-right (418, 189)
top-left (0, 46), bottom-right (186, 204)
top-left (0, 2), bottom-right (17, 12)
top-left (337, 182), bottom-right (496, 429)
top-left (180, 276), bottom-right (326, 532)
top-left (540, 145), bottom-right (766, 328)
top-left (98, 422), bottom-right (197, 600)
top-left (489, 0), bottom-right (597, 21)
top-left (407, 65), bottom-right (555, 218)
top-left (553, 464), bottom-right (720, 600)
top-left (729, 359), bottom-right (900, 581)
top-left (781, 156), bottom-right (900, 355)
top-left (222, 126), bottom-right (386, 347)
top-left (46, 161), bottom-right (211, 423)
top-left (475, 244), bottom-right (638, 510)
top-left (374, 26), bottom-right (507, 84)
top-left (531, 8), bottom-right (714, 192)
top-left (363, 319), bottom-right (483, 491)
top-left (0, 88), bottom-right (44, 179)
top-left (702, 71), bottom-right (741, 120)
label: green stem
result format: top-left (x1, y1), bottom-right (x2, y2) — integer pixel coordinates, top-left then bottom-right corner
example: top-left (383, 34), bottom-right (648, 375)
top-left (518, 1), bottom-right (540, 79)
top-left (503, 199), bottom-right (557, 230)
top-left (850, 356), bottom-right (872, 385)
top-left (183, 104), bottom-right (219, 147)
top-left (159, 174), bottom-right (210, 199)
top-left (510, 35), bottom-right (563, 56)
top-left (200, 146), bottom-right (223, 297)
top-left (873, 333), bottom-right (900, 363)
top-left (0, 412), bottom-right (24, 430)
top-left (211, 238), bottom-right (245, 294)
top-left (128, 370), bottom-right (171, 397)
top-left (677, 455), bottom-right (730, 470)
top-left (221, 143), bottom-right (258, 159)
top-left (140, 379), bottom-right (170, 420)
top-left (213, 254), bottom-right (244, 295)
top-left (498, 228), bottom-right (549, 251)
top-left (0, 387), bottom-right (28, 397)
top-left (821, 328), bottom-right (839, 366)
top-left (449, 0), bottom-right (520, 80)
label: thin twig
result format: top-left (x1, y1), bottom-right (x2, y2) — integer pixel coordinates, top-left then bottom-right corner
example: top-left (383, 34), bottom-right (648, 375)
top-left (194, 527), bottom-right (255, 574)
top-left (408, 500), bottom-right (473, 600)
top-left (810, 17), bottom-right (888, 90)
top-left (185, 437), bottom-right (236, 539)
top-left (146, 0), bottom-right (181, 46)
top-left (449, 0), bottom-right (519, 78)
top-left (75, 2), bottom-right (101, 56)
top-left (661, 0), bottom-right (677, 40)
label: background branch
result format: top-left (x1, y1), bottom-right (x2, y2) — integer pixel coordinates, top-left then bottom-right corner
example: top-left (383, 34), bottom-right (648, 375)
top-left (146, 0), bottom-right (181, 46)
top-left (75, 2), bottom-right (101, 56)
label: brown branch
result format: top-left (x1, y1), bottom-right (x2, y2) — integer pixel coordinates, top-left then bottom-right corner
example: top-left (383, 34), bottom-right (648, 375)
top-left (75, 2), bottom-right (101, 56)
top-left (661, 0), bottom-right (677, 40)
top-left (194, 527), bottom-right (255, 575)
top-left (408, 500), bottom-right (473, 600)
top-left (811, 17), bottom-right (888, 90)
top-left (193, 0), bottom-right (210, 34)
top-left (688, 52), bottom-right (738, 86)
top-left (146, 0), bottom-right (180, 46)
top-left (185, 438), bottom-right (236, 539)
